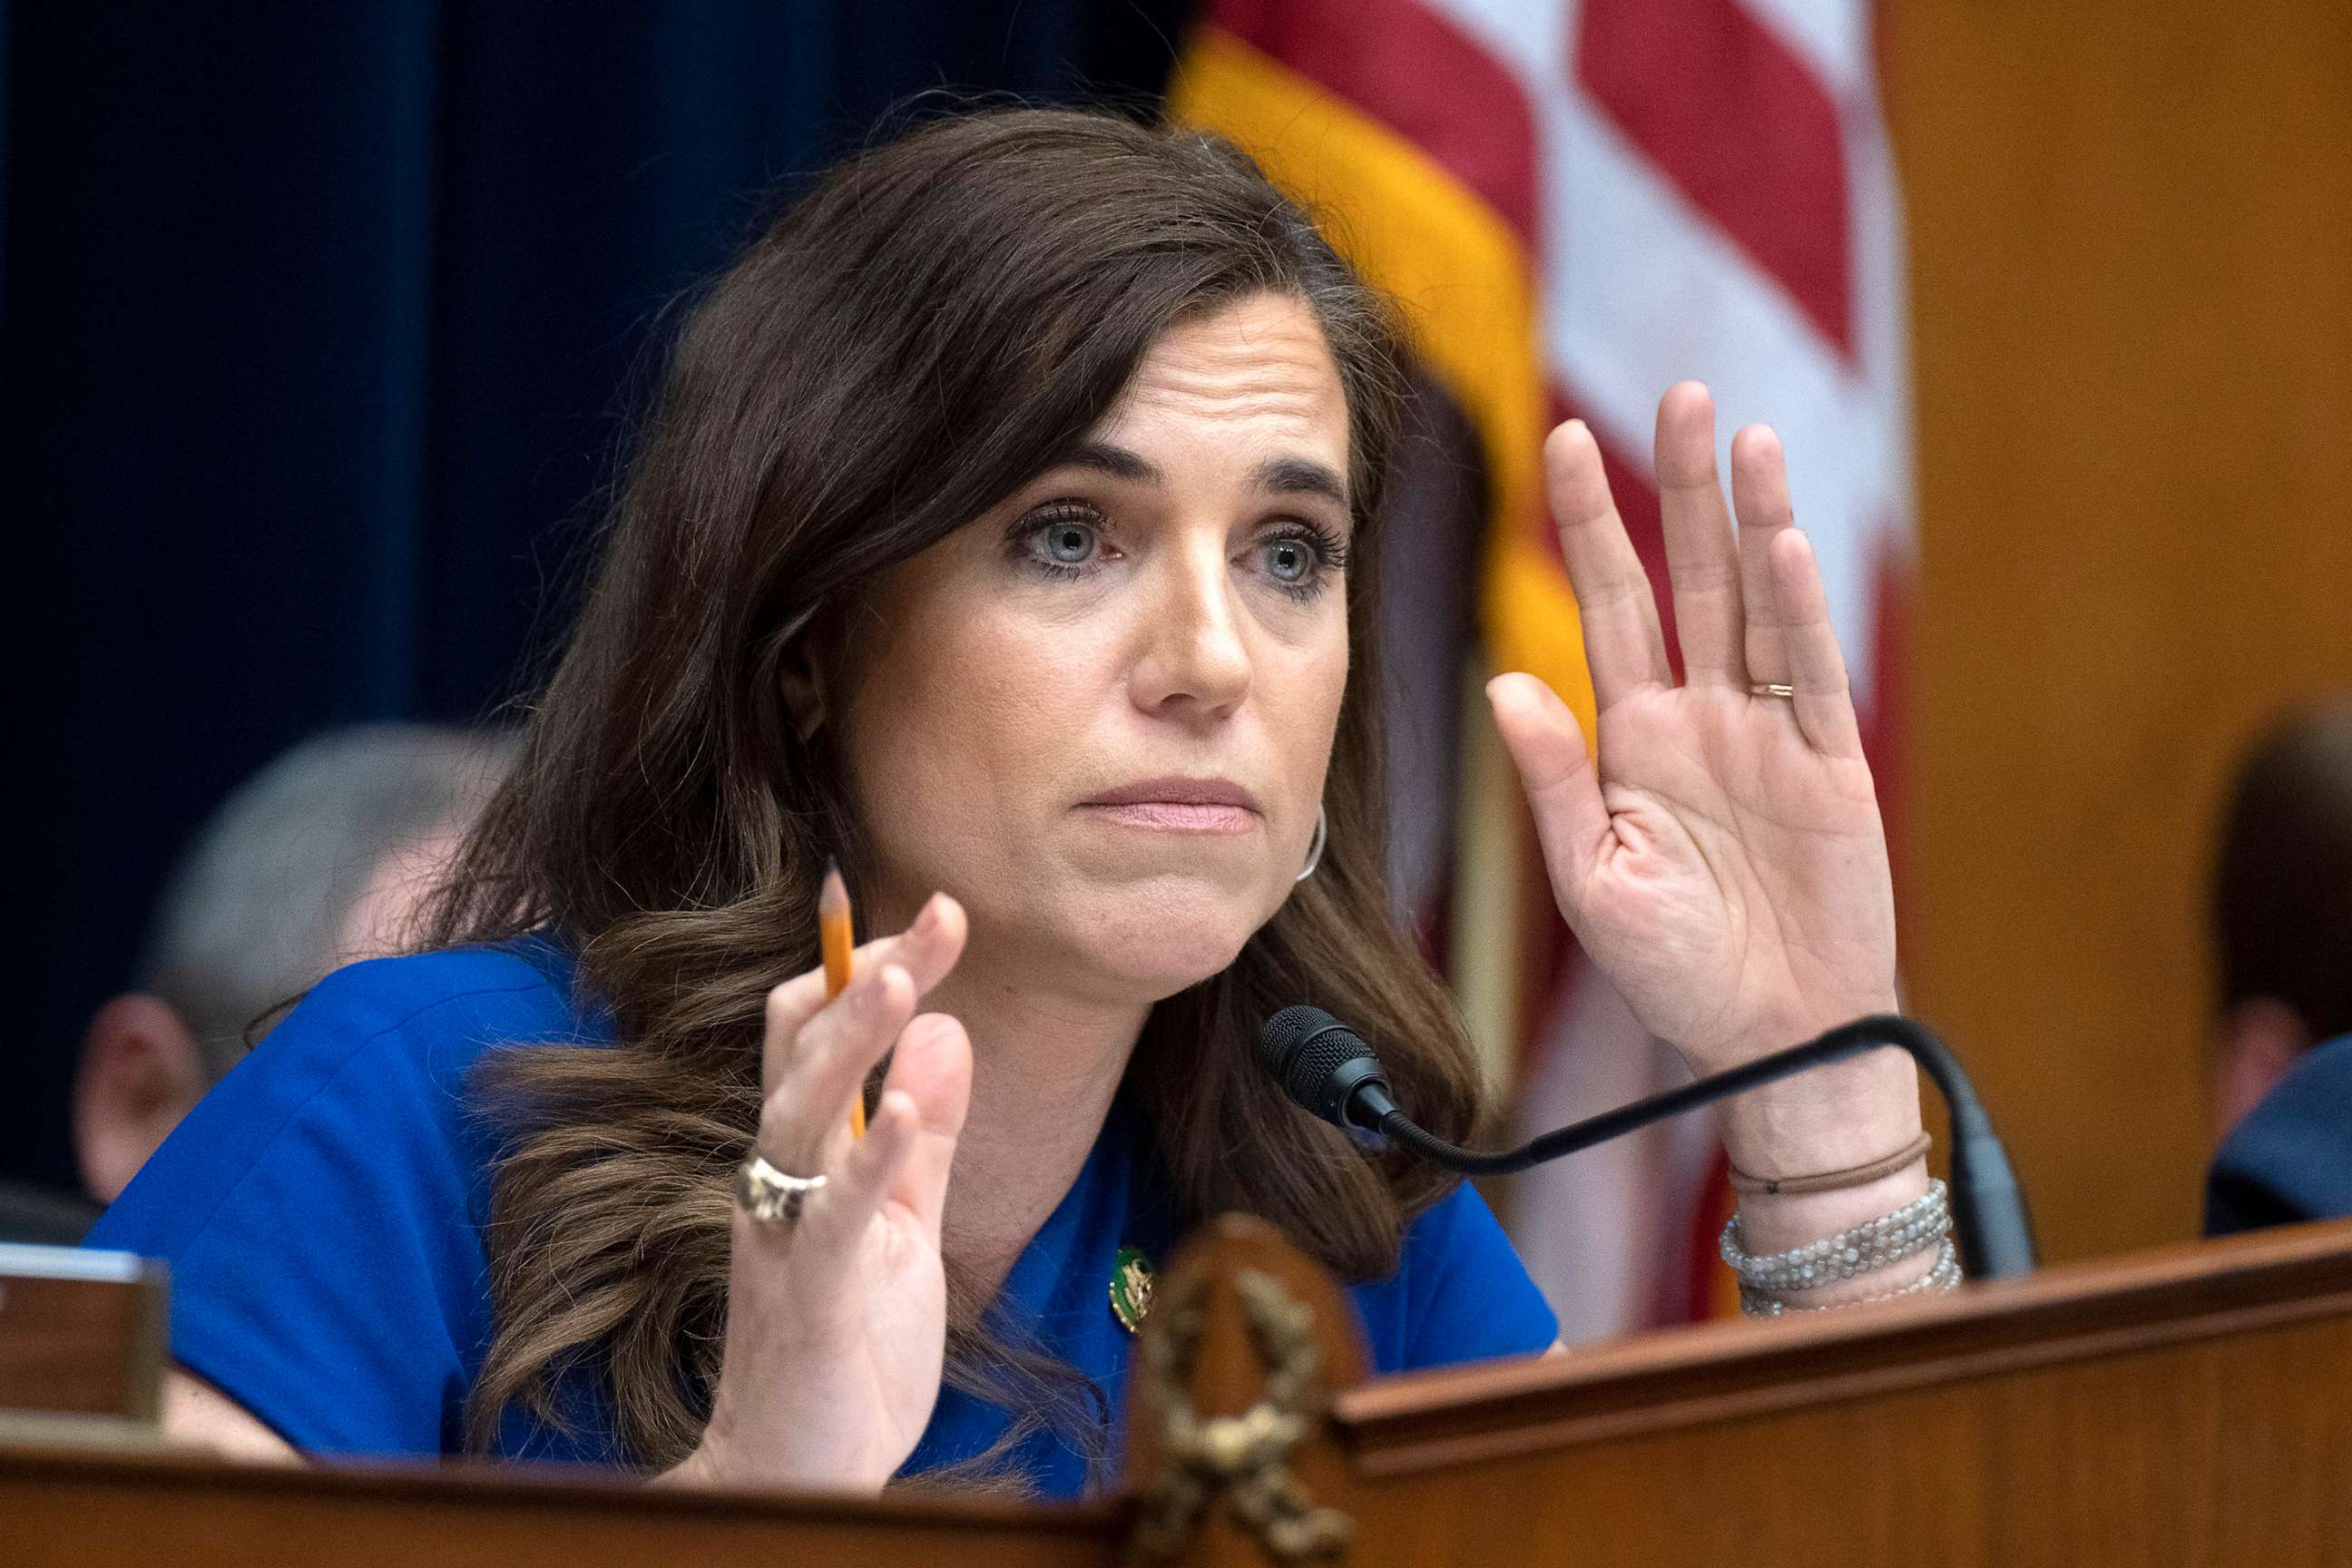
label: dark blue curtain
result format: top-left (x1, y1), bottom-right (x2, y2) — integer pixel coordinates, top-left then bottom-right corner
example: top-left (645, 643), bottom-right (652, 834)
top-left (0, 2), bottom-right (1185, 1191)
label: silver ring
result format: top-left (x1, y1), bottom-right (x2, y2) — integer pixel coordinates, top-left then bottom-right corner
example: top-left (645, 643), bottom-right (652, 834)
top-left (1749, 682), bottom-right (1797, 700)
top-left (736, 1152), bottom-right (828, 1225)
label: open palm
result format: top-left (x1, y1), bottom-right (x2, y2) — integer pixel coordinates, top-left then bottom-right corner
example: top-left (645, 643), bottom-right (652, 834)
top-left (692, 908), bottom-right (974, 1494)
top-left (1491, 385), bottom-right (1897, 1077)
top-left (755, 1013), bottom-right (968, 1475)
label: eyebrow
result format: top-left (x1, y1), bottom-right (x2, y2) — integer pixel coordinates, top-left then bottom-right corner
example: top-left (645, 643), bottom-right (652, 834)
top-left (1059, 440), bottom-right (1352, 513)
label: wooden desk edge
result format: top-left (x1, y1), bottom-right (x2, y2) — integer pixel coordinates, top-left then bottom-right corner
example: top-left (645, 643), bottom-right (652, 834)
top-left (1335, 1216), bottom-right (2352, 1475)
top-left (0, 1439), bottom-right (1125, 1537)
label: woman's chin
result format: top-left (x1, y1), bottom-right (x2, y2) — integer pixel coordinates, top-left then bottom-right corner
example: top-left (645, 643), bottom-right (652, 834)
top-left (1054, 885), bottom-right (1266, 1000)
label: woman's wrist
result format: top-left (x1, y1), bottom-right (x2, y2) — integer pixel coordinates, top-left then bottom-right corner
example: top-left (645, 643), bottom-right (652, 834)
top-left (651, 1445), bottom-right (727, 1490)
top-left (1729, 1158), bottom-right (1935, 1275)
top-left (1703, 998), bottom-right (1934, 1277)
top-left (652, 1403), bottom-right (894, 1495)
top-left (1704, 1002), bottom-right (1923, 1182)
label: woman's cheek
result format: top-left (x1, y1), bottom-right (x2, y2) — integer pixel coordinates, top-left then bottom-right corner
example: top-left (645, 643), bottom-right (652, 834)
top-left (1293, 639), bottom-right (1348, 769)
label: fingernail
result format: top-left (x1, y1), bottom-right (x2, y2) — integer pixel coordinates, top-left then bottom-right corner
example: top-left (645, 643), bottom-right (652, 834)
top-left (910, 894), bottom-right (942, 937)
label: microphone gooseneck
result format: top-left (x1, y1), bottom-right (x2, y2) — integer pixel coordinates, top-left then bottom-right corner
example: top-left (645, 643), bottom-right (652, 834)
top-left (1256, 1004), bottom-right (2037, 1280)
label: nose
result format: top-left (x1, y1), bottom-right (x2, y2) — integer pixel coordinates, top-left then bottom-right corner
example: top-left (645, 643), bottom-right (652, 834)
top-left (1129, 533), bottom-right (1252, 719)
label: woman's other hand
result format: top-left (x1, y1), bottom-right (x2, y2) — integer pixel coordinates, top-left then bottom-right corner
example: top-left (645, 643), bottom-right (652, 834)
top-left (665, 892), bottom-right (973, 1494)
top-left (1489, 385), bottom-right (1915, 1176)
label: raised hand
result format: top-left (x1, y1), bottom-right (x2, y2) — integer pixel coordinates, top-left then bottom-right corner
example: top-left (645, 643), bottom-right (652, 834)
top-left (669, 892), bottom-right (973, 1494)
top-left (1488, 385), bottom-right (1906, 1160)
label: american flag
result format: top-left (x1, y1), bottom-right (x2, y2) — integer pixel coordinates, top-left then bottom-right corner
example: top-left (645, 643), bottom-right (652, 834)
top-left (1175, 0), bottom-right (1914, 1338)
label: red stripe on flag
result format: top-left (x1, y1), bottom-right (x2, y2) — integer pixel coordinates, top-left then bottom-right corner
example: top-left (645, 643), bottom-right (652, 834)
top-left (1573, 0), bottom-right (1857, 358)
top-left (1204, 0), bottom-right (1542, 249)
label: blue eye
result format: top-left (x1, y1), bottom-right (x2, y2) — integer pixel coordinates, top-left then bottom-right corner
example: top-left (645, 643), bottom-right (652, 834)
top-left (1257, 524), bottom-right (1349, 604)
top-left (1011, 502), bottom-right (1110, 580)
top-left (1043, 520), bottom-right (1096, 564)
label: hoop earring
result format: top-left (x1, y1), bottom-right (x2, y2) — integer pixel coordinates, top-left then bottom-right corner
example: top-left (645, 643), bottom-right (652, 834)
top-left (1296, 806), bottom-right (1328, 883)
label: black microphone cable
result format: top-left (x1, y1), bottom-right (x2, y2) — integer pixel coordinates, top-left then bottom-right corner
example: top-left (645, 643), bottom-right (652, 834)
top-left (1258, 1004), bottom-right (2037, 1279)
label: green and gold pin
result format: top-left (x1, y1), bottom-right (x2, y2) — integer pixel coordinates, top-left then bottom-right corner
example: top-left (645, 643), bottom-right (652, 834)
top-left (1109, 1245), bottom-right (1156, 1336)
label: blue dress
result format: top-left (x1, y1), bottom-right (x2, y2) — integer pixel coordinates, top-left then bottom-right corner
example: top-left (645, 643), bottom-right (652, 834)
top-left (85, 940), bottom-right (1558, 1495)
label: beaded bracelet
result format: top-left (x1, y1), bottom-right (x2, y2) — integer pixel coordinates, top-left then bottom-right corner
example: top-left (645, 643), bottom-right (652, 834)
top-left (1740, 1237), bottom-right (1964, 1318)
top-left (1732, 1200), bottom-right (1949, 1295)
top-left (1720, 1179), bottom-right (1951, 1294)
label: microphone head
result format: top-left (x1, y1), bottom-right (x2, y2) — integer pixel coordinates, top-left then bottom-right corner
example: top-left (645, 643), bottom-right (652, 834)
top-left (1258, 1004), bottom-right (1393, 1130)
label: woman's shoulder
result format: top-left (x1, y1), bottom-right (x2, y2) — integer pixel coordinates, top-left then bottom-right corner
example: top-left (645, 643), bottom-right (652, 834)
top-left (182, 936), bottom-right (598, 1130)
top-left (296, 936), bottom-right (591, 1062)
top-left (83, 935), bottom-right (606, 1456)
top-left (88, 936), bottom-right (601, 1259)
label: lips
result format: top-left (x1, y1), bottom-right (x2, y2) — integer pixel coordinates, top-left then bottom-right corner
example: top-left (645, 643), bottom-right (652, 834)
top-left (1078, 777), bottom-right (1264, 835)
top-left (1081, 776), bottom-right (1263, 812)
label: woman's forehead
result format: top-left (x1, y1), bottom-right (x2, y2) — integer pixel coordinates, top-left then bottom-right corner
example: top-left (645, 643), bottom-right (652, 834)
top-left (1083, 295), bottom-right (1350, 479)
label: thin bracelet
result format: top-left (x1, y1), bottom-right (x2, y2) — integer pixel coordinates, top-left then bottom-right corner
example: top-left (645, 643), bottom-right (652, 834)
top-left (1729, 1131), bottom-right (1934, 1195)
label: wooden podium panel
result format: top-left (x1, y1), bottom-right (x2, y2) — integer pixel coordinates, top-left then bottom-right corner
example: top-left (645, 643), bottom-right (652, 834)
top-left (6, 1217), bottom-right (2352, 1566)
top-left (0, 1244), bottom-right (165, 1426)
top-left (0, 1450), bottom-right (1119, 1568)
top-left (1311, 1218), bottom-right (2352, 1566)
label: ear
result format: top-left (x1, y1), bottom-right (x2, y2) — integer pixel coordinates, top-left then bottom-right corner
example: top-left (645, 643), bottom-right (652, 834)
top-left (74, 995), bottom-right (208, 1204)
top-left (779, 632), bottom-right (829, 743)
top-left (2212, 995), bottom-right (2315, 1144)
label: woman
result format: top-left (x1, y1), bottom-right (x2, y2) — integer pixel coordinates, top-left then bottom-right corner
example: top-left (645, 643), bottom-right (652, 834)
top-left (89, 107), bottom-right (1936, 1495)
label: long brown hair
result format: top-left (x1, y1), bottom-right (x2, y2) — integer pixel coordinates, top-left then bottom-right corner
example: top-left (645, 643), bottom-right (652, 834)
top-left (428, 105), bottom-right (1491, 1476)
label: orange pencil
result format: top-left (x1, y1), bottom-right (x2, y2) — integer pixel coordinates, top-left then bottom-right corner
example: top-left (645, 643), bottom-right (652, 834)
top-left (818, 860), bottom-right (864, 1138)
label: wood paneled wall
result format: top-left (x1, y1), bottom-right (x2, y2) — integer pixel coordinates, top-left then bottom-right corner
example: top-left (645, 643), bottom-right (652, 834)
top-left (1893, 4), bottom-right (2352, 1258)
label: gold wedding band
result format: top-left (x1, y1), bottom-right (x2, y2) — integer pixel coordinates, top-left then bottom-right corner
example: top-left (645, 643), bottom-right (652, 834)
top-left (1750, 682), bottom-right (1797, 700)
top-left (736, 1152), bottom-right (827, 1225)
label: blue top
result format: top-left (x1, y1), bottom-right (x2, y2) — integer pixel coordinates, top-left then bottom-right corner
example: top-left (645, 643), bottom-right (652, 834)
top-left (86, 941), bottom-right (1557, 1495)
top-left (2207, 1032), bottom-right (2352, 1237)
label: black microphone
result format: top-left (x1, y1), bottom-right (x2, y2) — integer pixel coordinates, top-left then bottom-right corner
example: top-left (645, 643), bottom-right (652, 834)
top-left (1257, 1004), bottom-right (2037, 1280)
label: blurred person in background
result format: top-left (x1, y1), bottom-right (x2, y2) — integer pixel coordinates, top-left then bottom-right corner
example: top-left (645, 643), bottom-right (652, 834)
top-left (2205, 698), bottom-right (2352, 1234)
top-left (0, 725), bottom-right (513, 1242)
